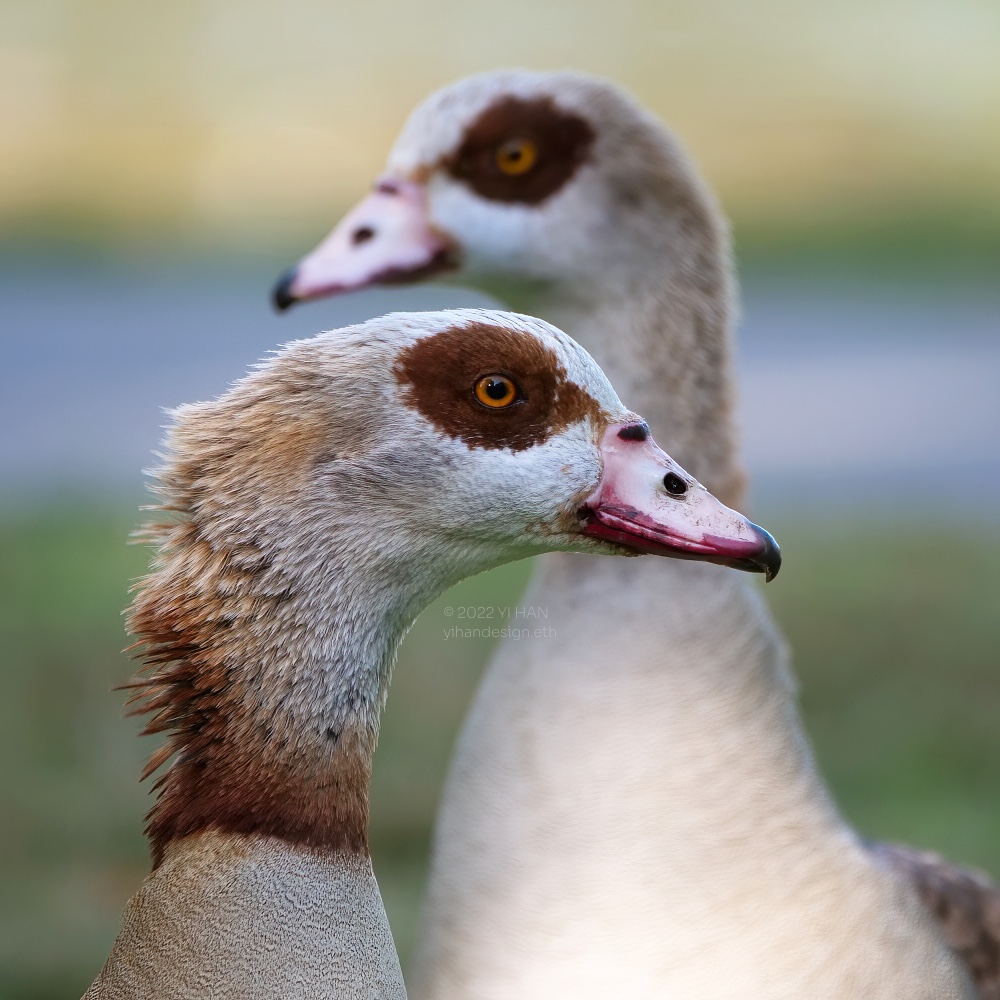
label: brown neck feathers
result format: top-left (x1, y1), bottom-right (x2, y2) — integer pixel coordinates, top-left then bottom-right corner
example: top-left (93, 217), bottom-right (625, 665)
top-left (125, 516), bottom-right (373, 869)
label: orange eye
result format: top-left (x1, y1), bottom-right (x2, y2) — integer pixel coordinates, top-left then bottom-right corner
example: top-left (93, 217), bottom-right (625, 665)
top-left (475, 374), bottom-right (519, 408)
top-left (495, 137), bottom-right (538, 176)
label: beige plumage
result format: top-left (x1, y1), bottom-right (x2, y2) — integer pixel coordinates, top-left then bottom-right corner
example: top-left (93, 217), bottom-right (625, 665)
top-left (85, 307), bottom-right (776, 998)
top-left (874, 842), bottom-right (1000, 999)
top-left (277, 70), bottom-right (993, 998)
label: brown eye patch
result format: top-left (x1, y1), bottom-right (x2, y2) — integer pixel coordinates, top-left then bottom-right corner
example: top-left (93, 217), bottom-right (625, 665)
top-left (445, 96), bottom-right (595, 205)
top-left (394, 321), bottom-right (603, 451)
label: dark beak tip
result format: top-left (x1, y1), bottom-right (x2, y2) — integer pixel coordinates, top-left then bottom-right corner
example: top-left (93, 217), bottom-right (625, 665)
top-left (756, 526), bottom-right (782, 582)
top-left (271, 268), bottom-right (299, 312)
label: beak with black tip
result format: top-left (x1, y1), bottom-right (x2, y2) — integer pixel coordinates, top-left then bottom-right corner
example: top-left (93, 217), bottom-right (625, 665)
top-left (270, 178), bottom-right (456, 312)
top-left (272, 268), bottom-right (299, 312)
top-left (581, 422), bottom-right (781, 581)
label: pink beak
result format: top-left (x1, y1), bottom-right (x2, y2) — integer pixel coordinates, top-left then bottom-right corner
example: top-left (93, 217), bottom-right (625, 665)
top-left (273, 178), bottom-right (455, 310)
top-left (582, 422), bottom-right (781, 580)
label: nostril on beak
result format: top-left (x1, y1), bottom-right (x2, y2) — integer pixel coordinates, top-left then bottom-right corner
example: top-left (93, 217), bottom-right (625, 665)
top-left (375, 180), bottom-right (400, 195)
top-left (352, 226), bottom-right (375, 246)
top-left (662, 472), bottom-right (688, 497)
top-left (617, 422), bottom-right (649, 442)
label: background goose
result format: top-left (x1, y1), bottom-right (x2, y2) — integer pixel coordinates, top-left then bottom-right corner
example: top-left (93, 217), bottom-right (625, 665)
top-left (83, 307), bottom-right (777, 999)
top-left (275, 71), bottom-right (998, 998)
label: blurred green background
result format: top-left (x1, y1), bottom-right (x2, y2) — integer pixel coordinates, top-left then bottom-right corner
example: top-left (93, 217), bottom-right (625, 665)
top-left (1, 0), bottom-right (999, 997)
top-left (2, 511), bottom-right (998, 998)
top-left (3, 0), bottom-right (1000, 253)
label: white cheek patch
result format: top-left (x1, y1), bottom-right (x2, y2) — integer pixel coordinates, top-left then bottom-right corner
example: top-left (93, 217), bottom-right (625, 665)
top-left (423, 420), bottom-right (602, 545)
top-left (425, 174), bottom-right (604, 286)
top-left (428, 179), bottom-right (545, 273)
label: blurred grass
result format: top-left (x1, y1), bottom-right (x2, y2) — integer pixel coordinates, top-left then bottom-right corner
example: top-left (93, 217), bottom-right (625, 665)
top-left (0, 503), bottom-right (998, 998)
top-left (4, 202), bottom-right (1000, 280)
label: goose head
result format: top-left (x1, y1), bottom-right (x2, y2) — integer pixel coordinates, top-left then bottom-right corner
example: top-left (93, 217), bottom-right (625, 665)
top-left (273, 70), bottom-right (714, 311)
top-left (131, 308), bottom-right (775, 865)
top-left (153, 309), bottom-right (776, 595)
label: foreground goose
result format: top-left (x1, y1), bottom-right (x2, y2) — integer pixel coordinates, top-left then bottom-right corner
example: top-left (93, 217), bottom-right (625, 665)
top-left (84, 309), bottom-right (779, 999)
top-left (275, 72), bottom-right (997, 998)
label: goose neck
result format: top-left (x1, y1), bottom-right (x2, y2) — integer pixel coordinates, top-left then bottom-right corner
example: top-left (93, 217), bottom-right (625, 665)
top-left (516, 219), bottom-right (745, 506)
top-left (131, 519), bottom-right (440, 867)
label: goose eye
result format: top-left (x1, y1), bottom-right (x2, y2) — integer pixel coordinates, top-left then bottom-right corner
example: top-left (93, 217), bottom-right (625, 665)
top-left (474, 374), bottom-right (519, 408)
top-left (495, 138), bottom-right (538, 176)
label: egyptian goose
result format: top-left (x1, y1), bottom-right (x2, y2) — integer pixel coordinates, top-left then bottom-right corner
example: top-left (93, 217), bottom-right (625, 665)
top-left (83, 308), bottom-right (779, 999)
top-left (274, 72), bottom-right (995, 998)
